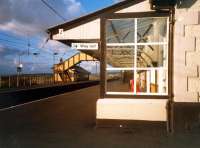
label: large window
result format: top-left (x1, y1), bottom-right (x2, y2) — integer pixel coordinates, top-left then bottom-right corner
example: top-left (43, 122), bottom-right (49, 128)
top-left (105, 17), bottom-right (169, 96)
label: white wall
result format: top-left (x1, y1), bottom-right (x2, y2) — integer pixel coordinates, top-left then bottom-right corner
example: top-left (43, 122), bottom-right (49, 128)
top-left (52, 1), bottom-right (153, 41)
top-left (174, 1), bottom-right (200, 102)
top-left (115, 0), bottom-right (152, 13)
top-left (52, 19), bottom-right (100, 40)
top-left (97, 99), bottom-right (168, 121)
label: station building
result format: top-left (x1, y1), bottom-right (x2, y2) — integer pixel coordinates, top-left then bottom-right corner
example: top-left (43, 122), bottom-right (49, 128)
top-left (48, 0), bottom-right (200, 132)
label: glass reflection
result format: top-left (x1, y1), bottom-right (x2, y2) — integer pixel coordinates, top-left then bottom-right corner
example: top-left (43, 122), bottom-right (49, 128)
top-left (106, 69), bottom-right (167, 94)
top-left (106, 19), bottom-right (135, 43)
top-left (137, 17), bottom-right (167, 43)
top-left (107, 70), bottom-right (134, 93)
top-left (106, 46), bottom-right (135, 68)
top-left (137, 45), bottom-right (167, 67)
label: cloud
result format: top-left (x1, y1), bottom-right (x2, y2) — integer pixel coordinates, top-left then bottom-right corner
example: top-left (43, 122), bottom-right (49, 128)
top-left (0, 20), bottom-right (40, 36)
top-left (0, 0), bottom-right (106, 74)
top-left (0, 0), bottom-right (12, 24)
top-left (0, 44), bottom-right (19, 56)
top-left (36, 35), bottom-right (77, 57)
top-left (0, 0), bottom-right (84, 36)
top-left (0, 44), bottom-right (4, 52)
top-left (80, 61), bottom-right (100, 74)
top-left (0, 45), bottom-right (20, 74)
top-left (0, 0), bottom-right (84, 74)
top-left (0, 45), bottom-right (54, 74)
top-left (113, 0), bottom-right (125, 3)
top-left (66, 0), bottom-right (82, 16)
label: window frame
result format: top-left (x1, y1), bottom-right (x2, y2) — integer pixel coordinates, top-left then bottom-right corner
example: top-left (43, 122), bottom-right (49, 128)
top-left (100, 11), bottom-right (172, 99)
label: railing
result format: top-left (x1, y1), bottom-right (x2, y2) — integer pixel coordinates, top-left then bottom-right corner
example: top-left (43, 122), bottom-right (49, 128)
top-left (0, 73), bottom-right (100, 91)
top-left (54, 52), bottom-right (97, 72)
top-left (0, 74), bottom-right (57, 90)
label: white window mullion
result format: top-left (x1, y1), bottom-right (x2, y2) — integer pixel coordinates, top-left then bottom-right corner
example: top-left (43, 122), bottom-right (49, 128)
top-left (147, 70), bottom-right (150, 93)
top-left (106, 42), bottom-right (168, 46)
top-left (134, 18), bottom-right (137, 95)
top-left (106, 67), bottom-right (167, 71)
top-left (166, 18), bottom-right (169, 95)
top-left (167, 17), bottom-right (169, 44)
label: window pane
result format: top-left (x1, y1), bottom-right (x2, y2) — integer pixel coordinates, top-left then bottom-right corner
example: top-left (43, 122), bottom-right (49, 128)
top-left (136, 69), bottom-right (167, 94)
top-left (106, 19), bottom-right (135, 43)
top-left (106, 46), bottom-right (135, 68)
top-left (107, 70), bottom-right (135, 93)
top-left (137, 17), bottom-right (168, 43)
top-left (136, 70), bottom-right (148, 93)
top-left (137, 45), bottom-right (167, 68)
top-left (104, 17), bottom-right (169, 96)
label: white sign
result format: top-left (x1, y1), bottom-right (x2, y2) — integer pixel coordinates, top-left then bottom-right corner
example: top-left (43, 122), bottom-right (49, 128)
top-left (71, 43), bottom-right (98, 50)
top-left (58, 29), bottom-right (64, 35)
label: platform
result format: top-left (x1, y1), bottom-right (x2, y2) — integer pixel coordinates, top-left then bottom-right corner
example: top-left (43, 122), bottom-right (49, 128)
top-left (0, 86), bottom-right (200, 147)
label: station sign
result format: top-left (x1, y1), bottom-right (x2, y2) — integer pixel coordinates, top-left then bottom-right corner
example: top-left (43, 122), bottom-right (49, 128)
top-left (71, 43), bottom-right (98, 50)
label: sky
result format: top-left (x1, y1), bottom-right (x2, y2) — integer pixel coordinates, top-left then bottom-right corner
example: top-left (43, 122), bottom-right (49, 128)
top-left (0, 0), bottom-right (123, 75)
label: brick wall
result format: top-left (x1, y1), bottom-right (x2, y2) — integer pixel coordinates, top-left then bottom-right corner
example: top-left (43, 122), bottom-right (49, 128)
top-left (174, 6), bottom-right (200, 102)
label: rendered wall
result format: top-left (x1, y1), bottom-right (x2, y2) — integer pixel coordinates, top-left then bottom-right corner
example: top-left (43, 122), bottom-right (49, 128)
top-left (174, 0), bottom-right (200, 102)
top-left (52, 0), bottom-right (152, 40)
top-left (172, 0), bottom-right (200, 131)
top-left (115, 0), bottom-right (152, 13)
top-left (52, 19), bottom-right (100, 40)
top-left (97, 99), bottom-right (168, 121)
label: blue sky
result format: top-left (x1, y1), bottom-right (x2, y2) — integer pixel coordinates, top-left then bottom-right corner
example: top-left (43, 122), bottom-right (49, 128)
top-left (79, 0), bottom-right (116, 12)
top-left (0, 0), bottom-right (121, 75)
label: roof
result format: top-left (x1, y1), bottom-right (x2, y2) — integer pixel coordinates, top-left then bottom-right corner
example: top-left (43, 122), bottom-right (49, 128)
top-left (47, 0), bottom-right (146, 35)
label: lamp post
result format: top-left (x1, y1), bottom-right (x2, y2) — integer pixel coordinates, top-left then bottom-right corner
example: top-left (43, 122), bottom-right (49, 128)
top-left (53, 52), bottom-right (58, 65)
top-left (53, 52), bottom-right (58, 83)
top-left (95, 61), bottom-right (98, 75)
top-left (17, 63), bottom-right (23, 88)
top-left (16, 52), bottom-right (25, 87)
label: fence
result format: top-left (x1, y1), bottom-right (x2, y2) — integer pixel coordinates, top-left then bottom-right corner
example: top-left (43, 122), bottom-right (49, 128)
top-left (0, 74), bottom-right (56, 90)
top-left (0, 73), bottom-right (101, 91)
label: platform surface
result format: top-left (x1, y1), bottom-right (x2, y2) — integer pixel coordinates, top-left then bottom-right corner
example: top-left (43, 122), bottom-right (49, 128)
top-left (0, 85), bottom-right (200, 148)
